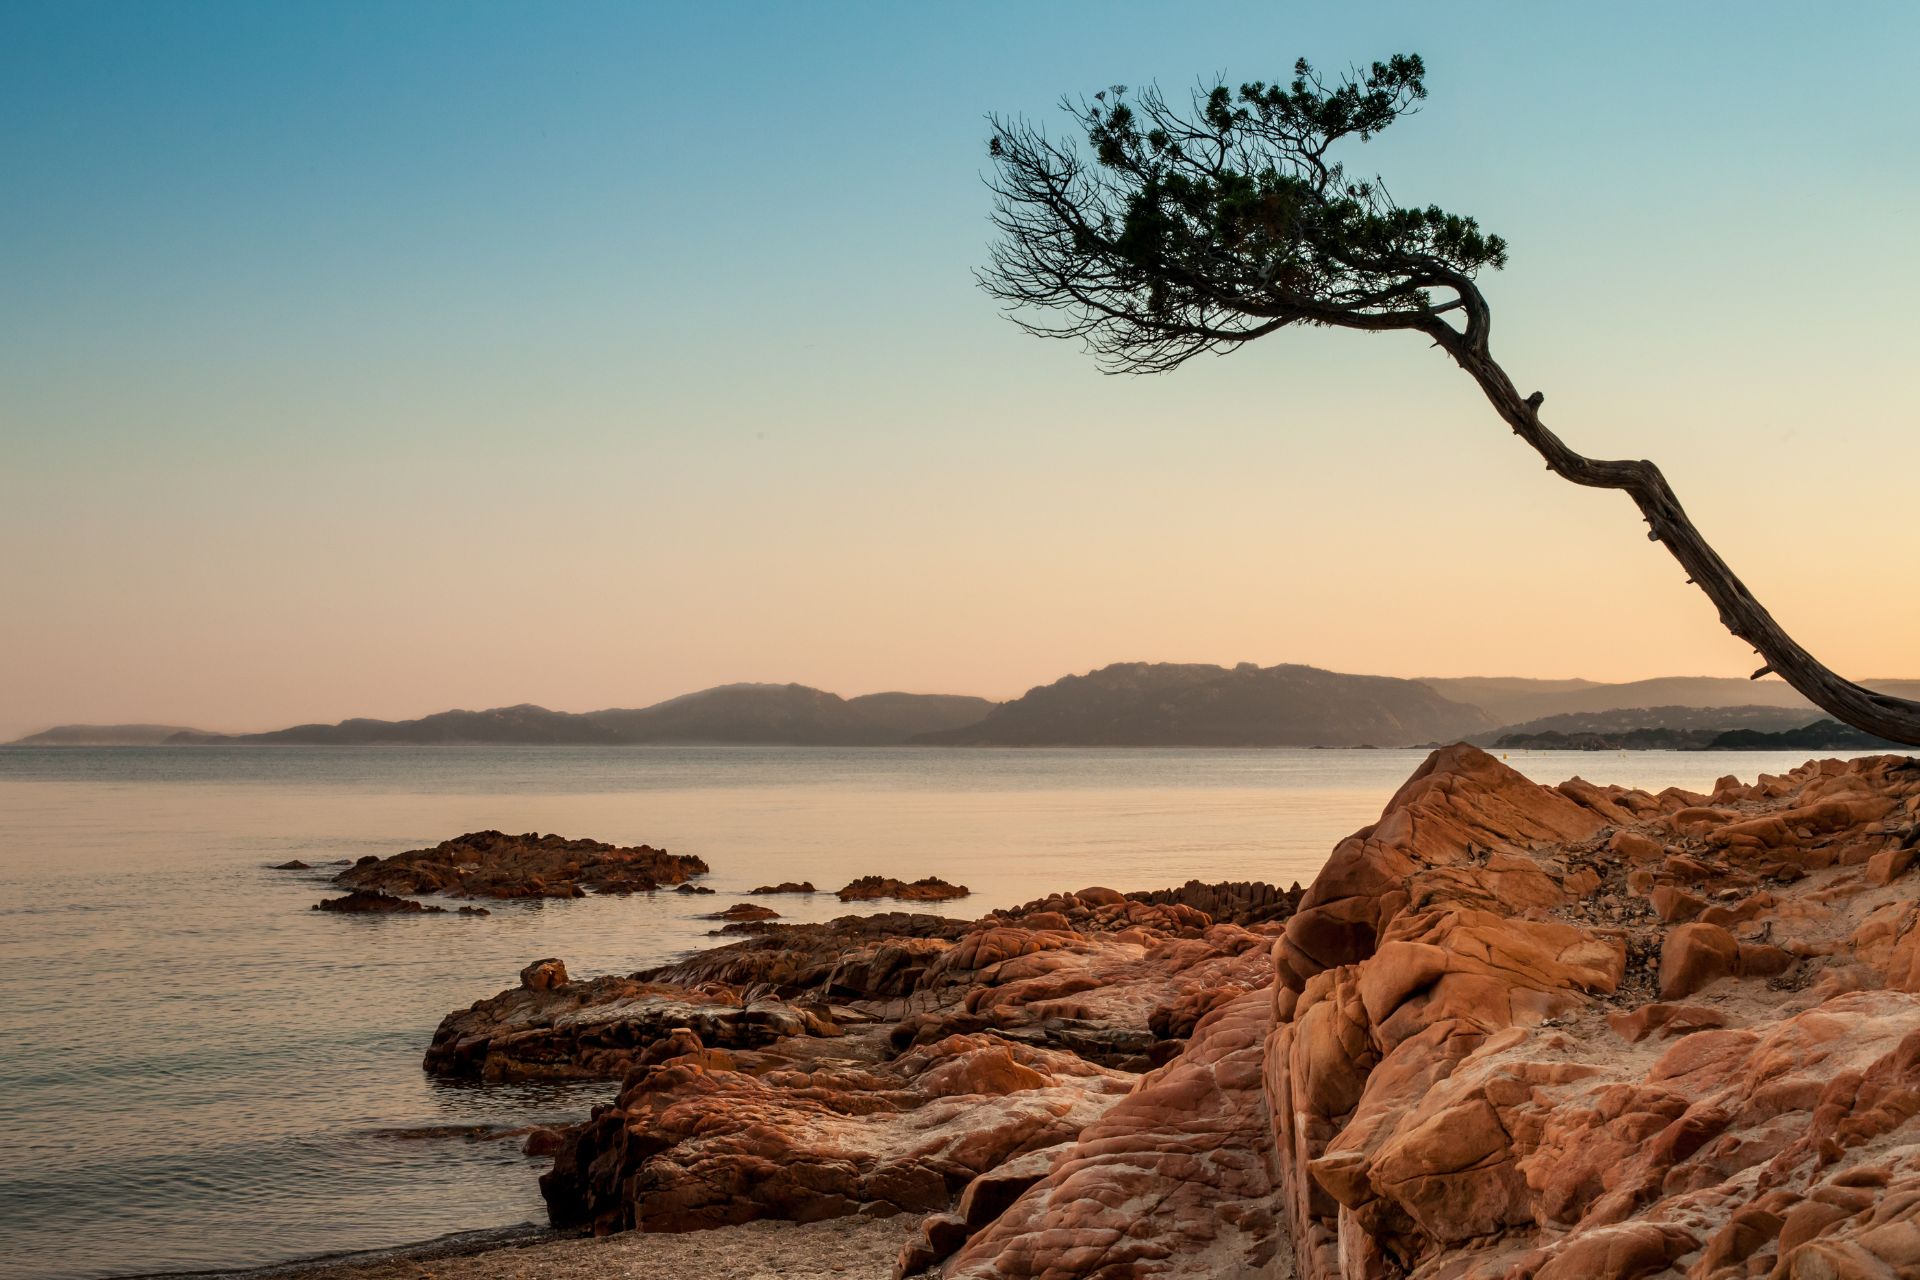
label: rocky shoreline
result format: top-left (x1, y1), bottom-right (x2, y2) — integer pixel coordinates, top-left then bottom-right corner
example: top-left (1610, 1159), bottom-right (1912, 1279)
top-left (276, 746), bottom-right (1920, 1277)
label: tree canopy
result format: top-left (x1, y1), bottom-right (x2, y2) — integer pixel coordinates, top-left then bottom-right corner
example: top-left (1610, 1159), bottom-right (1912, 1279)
top-left (982, 55), bottom-right (1920, 746)
top-left (984, 55), bottom-right (1507, 372)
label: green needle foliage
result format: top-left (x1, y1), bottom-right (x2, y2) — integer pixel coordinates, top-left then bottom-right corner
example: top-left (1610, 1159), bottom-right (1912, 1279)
top-left (984, 55), bottom-right (1505, 373)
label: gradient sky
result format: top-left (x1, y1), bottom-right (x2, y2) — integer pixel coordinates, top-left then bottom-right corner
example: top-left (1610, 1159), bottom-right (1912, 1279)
top-left (2, 1), bottom-right (1916, 738)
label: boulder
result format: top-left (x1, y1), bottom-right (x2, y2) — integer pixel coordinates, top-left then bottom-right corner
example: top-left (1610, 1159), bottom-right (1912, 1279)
top-left (704, 903), bottom-right (781, 922)
top-left (520, 958), bottom-right (568, 991)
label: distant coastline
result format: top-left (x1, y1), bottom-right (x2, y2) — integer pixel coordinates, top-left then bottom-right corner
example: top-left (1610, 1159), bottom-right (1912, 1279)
top-left (15, 662), bottom-right (1919, 752)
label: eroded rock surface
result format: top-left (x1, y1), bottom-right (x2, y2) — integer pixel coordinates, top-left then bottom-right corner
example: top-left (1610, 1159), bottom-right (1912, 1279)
top-left (428, 750), bottom-right (1920, 1279)
top-left (1267, 745), bottom-right (1920, 1280)
top-left (336, 830), bottom-right (708, 899)
top-left (931, 987), bottom-right (1282, 1279)
top-left (423, 880), bottom-right (1293, 1249)
top-left (424, 974), bottom-right (838, 1081)
top-left (543, 1032), bottom-right (1135, 1232)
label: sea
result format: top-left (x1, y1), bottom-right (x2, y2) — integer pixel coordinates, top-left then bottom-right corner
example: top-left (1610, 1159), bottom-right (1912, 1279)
top-left (0, 743), bottom-right (1875, 1279)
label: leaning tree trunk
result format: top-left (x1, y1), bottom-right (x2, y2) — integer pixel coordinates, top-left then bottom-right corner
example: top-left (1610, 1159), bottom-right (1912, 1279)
top-left (1423, 315), bottom-right (1920, 748)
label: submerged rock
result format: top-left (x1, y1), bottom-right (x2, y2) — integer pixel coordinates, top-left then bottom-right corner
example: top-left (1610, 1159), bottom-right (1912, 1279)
top-left (334, 829), bottom-right (708, 900)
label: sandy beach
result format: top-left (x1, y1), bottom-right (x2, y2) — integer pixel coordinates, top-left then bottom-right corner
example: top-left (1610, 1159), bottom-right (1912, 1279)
top-left (218, 1217), bottom-right (911, 1280)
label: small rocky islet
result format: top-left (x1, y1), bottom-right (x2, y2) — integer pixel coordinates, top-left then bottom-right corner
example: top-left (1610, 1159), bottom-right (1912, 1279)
top-left (312, 888), bottom-right (490, 916)
top-left (335, 829), bottom-right (709, 898)
top-left (303, 830), bottom-right (710, 912)
top-left (835, 874), bottom-right (970, 903)
top-left (305, 747), bottom-right (1920, 1277)
top-left (297, 831), bottom-right (972, 914)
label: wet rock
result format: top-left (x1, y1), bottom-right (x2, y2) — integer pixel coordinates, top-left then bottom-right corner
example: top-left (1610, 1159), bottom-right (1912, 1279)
top-left (704, 903), bottom-right (780, 922)
top-left (270, 859), bottom-right (313, 870)
top-left (751, 881), bottom-right (817, 895)
top-left (837, 875), bottom-right (970, 903)
top-left (334, 829), bottom-right (708, 900)
top-left (520, 1125), bottom-right (571, 1158)
top-left (313, 889), bottom-right (444, 914)
top-left (675, 883), bottom-right (716, 895)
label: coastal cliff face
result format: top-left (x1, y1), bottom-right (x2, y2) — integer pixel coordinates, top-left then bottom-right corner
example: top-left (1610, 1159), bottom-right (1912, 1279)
top-left (1268, 745), bottom-right (1920, 1279)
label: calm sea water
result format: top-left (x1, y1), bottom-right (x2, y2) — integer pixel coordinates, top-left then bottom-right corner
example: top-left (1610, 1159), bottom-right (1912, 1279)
top-left (0, 744), bottom-right (1871, 1279)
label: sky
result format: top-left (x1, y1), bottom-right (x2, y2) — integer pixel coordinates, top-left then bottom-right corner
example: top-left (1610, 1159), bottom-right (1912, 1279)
top-left (2, 1), bottom-right (1916, 737)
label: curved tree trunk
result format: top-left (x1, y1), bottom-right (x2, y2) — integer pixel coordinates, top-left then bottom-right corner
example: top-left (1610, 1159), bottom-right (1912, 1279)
top-left (1423, 317), bottom-right (1920, 748)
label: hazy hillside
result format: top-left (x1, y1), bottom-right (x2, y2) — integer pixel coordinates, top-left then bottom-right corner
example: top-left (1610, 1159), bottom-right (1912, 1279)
top-left (174, 704), bottom-right (627, 746)
top-left (1473, 703), bottom-right (1818, 746)
top-left (922, 662), bottom-right (1494, 747)
top-left (156, 687), bottom-right (998, 747)
top-left (12, 723), bottom-right (213, 746)
top-left (1426, 675), bottom-right (1920, 726)
top-left (1709, 720), bottom-right (1910, 751)
top-left (22, 672), bottom-right (1918, 749)
top-left (844, 692), bottom-right (1000, 738)
top-left (1427, 676), bottom-right (1802, 723)
top-left (1415, 678), bottom-right (1601, 723)
top-left (586, 684), bottom-right (994, 745)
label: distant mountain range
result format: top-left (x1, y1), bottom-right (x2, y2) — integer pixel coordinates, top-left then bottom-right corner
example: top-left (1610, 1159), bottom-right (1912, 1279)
top-left (150, 685), bottom-right (997, 747)
top-left (1496, 718), bottom-right (1908, 753)
top-left (1473, 704), bottom-right (1820, 747)
top-left (922, 662), bottom-right (1491, 747)
top-left (9, 723), bottom-right (210, 747)
top-left (1422, 675), bottom-right (1920, 725)
top-left (14, 664), bottom-right (1919, 750)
